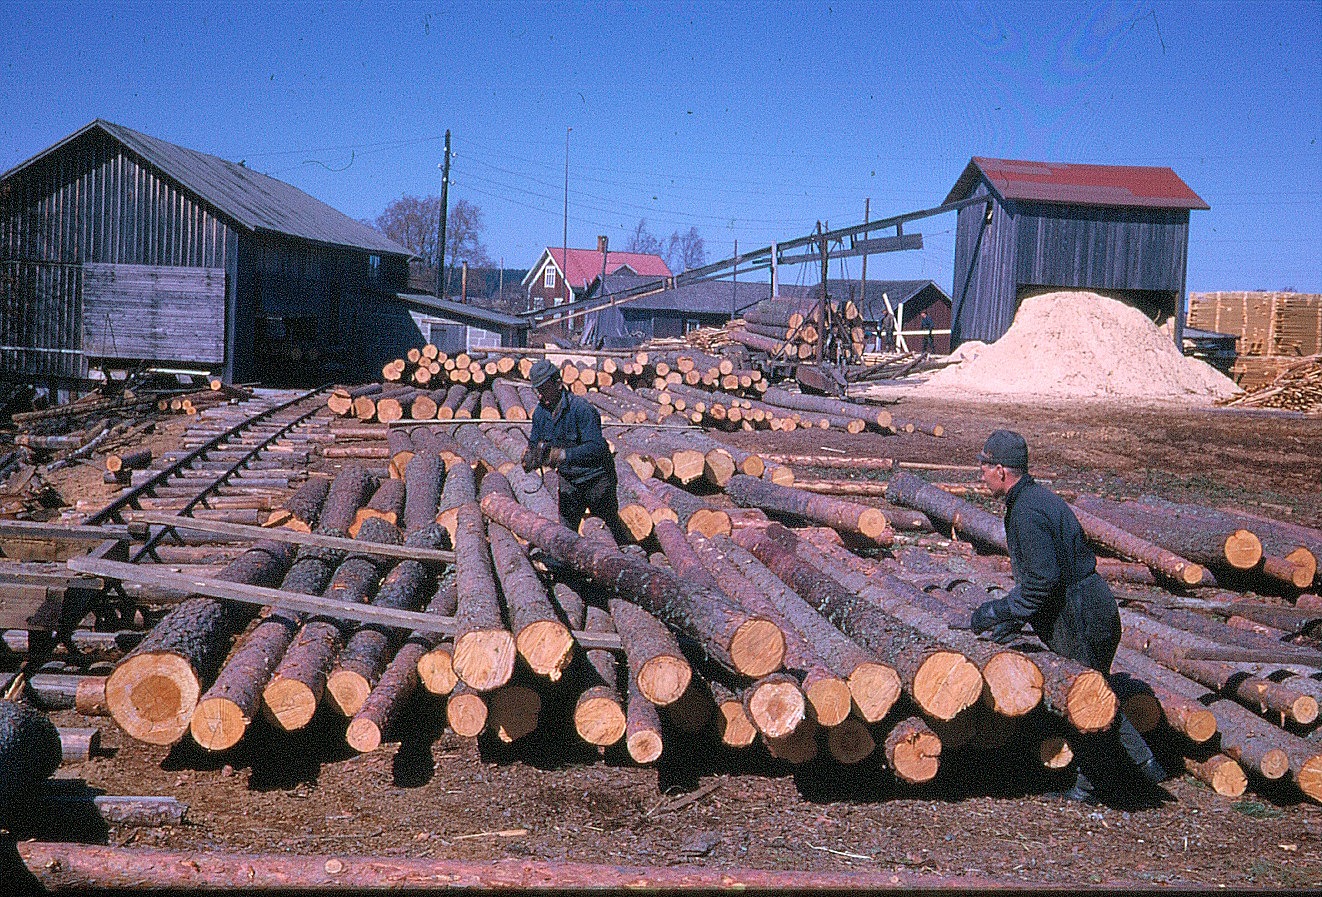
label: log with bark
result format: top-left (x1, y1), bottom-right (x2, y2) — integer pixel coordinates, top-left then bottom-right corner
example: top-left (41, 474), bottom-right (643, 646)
top-left (724, 473), bottom-right (892, 545)
top-left (436, 459), bottom-right (476, 544)
top-left (487, 519), bottom-right (574, 681)
top-left (105, 539), bottom-right (299, 745)
top-left (0, 700), bottom-right (62, 809)
top-left (1109, 648), bottom-right (1217, 744)
top-left (1068, 501), bottom-right (1207, 586)
top-left (1184, 754), bottom-right (1248, 797)
top-left (1072, 495), bottom-right (1263, 575)
top-left (262, 517), bottom-right (402, 732)
top-left (327, 524), bottom-right (446, 717)
top-left (573, 604), bottom-right (627, 747)
top-left (730, 524), bottom-right (979, 722)
top-left (886, 472), bottom-right (1008, 553)
top-left (346, 574), bottom-right (458, 753)
top-left (451, 503), bottom-right (517, 692)
top-left (262, 476), bottom-right (332, 532)
top-left (608, 598), bottom-right (691, 707)
top-left (644, 478), bottom-right (732, 537)
top-left (883, 715), bottom-right (942, 784)
top-left (480, 475), bottom-right (784, 679)
top-left (415, 577), bottom-right (462, 697)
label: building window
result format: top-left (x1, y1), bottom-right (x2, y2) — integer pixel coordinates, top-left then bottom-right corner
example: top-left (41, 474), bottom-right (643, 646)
top-left (544, 267), bottom-right (556, 289)
top-left (685, 318), bottom-right (701, 334)
top-left (368, 255), bottom-right (381, 279)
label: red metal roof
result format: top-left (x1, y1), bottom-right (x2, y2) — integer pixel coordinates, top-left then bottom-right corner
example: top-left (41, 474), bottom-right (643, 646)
top-left (945, 157), bottom-right (1209, 210)
top-left (545, 247), bottom-right (672, 289)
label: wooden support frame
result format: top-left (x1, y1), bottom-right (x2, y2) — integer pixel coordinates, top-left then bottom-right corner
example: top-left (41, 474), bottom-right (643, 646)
top-left (66, 557), bottom-right (622, 652)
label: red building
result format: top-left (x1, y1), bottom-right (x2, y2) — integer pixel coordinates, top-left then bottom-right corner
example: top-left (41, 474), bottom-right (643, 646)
top-left (522, 238), bottom-right (671, 312)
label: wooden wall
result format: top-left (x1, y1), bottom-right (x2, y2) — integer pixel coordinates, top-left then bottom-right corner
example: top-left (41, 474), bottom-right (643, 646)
top-left (951, 174), bottom-right (1191, 346)
top-left (0, 128), bottom-right (235, 379)
top-left (82, 264), bottom-right (225, 363)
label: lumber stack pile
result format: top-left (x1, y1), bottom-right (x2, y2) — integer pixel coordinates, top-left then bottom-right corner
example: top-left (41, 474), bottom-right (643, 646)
top-left (1219, 355), bottom-right (1321, 413)
top-left (725, 294), bottom-right (865, 364)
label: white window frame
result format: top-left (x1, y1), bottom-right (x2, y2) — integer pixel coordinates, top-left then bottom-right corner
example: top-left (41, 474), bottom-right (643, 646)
top-left (544, 266), bottom-right (556, 289)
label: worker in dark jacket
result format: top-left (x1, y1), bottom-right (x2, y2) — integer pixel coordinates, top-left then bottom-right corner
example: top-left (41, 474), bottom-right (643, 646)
top-left (522, 358), bottom-right (632, 545)
top-left (970, 429), bottom-right (1166, 803)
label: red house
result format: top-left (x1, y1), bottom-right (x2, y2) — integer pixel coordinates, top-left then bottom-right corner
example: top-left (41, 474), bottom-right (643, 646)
top-left (522, 237), bottom-right (671, 311)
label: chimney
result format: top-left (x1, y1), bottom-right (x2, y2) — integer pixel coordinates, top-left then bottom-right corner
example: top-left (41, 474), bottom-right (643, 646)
top-left (597, 235), bottom-right (608, 255)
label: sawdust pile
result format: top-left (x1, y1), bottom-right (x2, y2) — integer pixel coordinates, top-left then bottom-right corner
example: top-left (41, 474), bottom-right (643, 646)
top-left (924, 291), bottom-right (1241, 401)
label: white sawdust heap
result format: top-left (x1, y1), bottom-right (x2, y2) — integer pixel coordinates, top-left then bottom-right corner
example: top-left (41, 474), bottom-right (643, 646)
top-left (925, 291), bottom-right (1241, 401)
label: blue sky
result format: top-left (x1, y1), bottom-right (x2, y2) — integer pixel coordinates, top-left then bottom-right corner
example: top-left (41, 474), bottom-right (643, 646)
top-left (2, 1), bottom-right (1319, 293)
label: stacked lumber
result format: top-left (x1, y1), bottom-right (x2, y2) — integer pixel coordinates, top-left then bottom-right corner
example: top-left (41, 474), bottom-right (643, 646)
top-left (1219, 354), bottom-right (1321, 413)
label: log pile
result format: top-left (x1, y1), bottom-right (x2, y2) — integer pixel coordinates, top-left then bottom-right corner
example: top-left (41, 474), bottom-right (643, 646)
top-left (1219, 354), bottom-right (1322, 413)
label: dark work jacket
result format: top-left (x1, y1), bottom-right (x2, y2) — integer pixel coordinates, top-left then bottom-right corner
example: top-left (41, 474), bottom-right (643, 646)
top-left (529, 389), bottom-right (614, 487)
top-left (1002, 474), bottom-right (1098, 629)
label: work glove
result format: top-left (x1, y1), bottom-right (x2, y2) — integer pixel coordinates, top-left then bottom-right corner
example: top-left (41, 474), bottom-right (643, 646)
top-left (520, 446), bottom-right (540, 473)
top-left (969, 597), bottom-right (1012, 635)
top-left (543, 447), bottom-right (565, 470)
top-left (988, 620), bottom-right (1026, 644)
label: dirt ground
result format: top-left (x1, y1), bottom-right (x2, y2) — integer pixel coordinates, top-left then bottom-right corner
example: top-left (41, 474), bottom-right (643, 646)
top-left (8, 393), bottom-right (1322, 889)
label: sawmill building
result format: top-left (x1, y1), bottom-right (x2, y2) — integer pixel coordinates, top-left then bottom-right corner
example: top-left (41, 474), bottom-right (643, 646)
top-left (0, 119), bottom-right (418, 388)
top-left (946, 157), bottom-right (1209, 348)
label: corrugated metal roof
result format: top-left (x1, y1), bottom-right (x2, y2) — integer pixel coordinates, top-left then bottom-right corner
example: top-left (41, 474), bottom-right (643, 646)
top-left (1, 120), bottom-right (411, 256)
top-left (397, 292), bottom-right (530, 330)
top-left (945, 157), bottom-right (1209, 210)
top-left (600, 273), bottom-right (764, 315)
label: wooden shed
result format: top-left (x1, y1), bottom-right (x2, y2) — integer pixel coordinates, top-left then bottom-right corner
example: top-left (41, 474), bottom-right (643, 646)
top-left (0, 119), bottom-right (413, 388)
top-left (946, 157), bottom-right (1209, 348)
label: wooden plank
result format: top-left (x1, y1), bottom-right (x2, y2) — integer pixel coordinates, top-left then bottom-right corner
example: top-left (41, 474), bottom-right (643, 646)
top-left (82, 263), bottom-right (225, 363)
top-left (131, 511), bottom-right (457, 564)
top-left (66, 557), bottom-right (621, 652)
top-left (0, 582), bottom-right (69, 630)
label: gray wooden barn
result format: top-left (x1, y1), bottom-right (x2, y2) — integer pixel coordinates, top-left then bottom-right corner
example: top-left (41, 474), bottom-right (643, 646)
top-left (946, 157), bottom-right (1209, 348)
top-left (0, 119), bottom-right (416, 388)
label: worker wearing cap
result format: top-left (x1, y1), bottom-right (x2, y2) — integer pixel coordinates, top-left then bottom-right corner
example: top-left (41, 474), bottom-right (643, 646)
top-left (970, 429), bottom-right (1166, 803)
top-left (521, 358), bottom-right (632, 544)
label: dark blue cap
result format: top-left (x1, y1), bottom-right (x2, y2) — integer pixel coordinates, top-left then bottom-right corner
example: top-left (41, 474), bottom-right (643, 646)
top-left (529, 358), bottom-right (560, 388)
top-left (978, 429), bottom-right (1028, 470)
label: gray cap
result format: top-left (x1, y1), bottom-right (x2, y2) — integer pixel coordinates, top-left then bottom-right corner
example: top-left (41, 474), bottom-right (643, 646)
top-left (978, 429), bottom-right (1028, 470)
top-left (529, 358), bottom-right (560, 388)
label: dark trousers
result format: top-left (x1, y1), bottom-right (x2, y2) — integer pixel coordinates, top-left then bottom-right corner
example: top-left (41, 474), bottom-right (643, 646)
top-left (559, 471), bottom-right (633, 546)
top-left (1042, 575), bottom-right (1156, 795)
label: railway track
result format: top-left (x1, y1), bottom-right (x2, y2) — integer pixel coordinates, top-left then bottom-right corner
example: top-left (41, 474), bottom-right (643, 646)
top-left (85, 387), bottom-right (331, 544)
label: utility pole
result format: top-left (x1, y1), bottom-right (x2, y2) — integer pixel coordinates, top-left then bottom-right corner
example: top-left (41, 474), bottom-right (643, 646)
top-left (731, 238), bottom-right (737, 319)
top-left (859, 197), bottom-right (869, 314)
top-left (436, 129), bottom-right (451, 300)
top-left (562, 127), bottom-right (571, 310)
top-left (770, 241), bottom-right (778, 298)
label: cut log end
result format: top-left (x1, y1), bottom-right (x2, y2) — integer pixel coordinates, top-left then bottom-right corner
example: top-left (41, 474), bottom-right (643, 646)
top-left (627, 729), bottom-right (663, 764)
top-left (1223, 529), bottom-right (1263, 570)
top-left (911, 652), bottom-right (983, 721)
top-left (1259, 748), bottom-right (1290, 780)
top-left (261, 678), bottom-right (317, 733)
top-left (885, 728), bottom-right (941, 784)
top-left (729, 619), bottom-right (786, 679)
top-left (1038, 736), bottom-right (1074, 769)
top-left (326, 671), bottom-right (372, 718)
top-left (1182, 708), bottom-right (1218, 744)
top-left (981, 651), bottom-right (1044, 718)
top-left (1178, 562), bottom-right (1207, 586)
top-left (345, 717), bottom-right (383, 754)
top-left (515, 621), bottom-right (575, 682)
top-left (803, 678), bottom-right (853, 729)
top-left (1285, 547), bottom-right (1317, 586)
top-left (747, 679), bottom-right (806, 739)
top-left (739, 457), bottom-right (766, 478)
top-left (446, 691), bottom-right (488, 738)
top-left (687, 508), bottom-right (732, 538)
top-left (715, 702), bottom-right (758, 749)
top-left (453, 631), bottom-right (517, 692)
top-left (1185, 755), bottom-right (1247, 797)
top-left (825, 718), bottom-right (876, 765)
top-left (1066, 670), bottom-right (1117, 734)
top-left (574, 692), bottom-right (627, 747)
top-left (638, 655), bottom-right (692, 707)
top-left (857, 509), bottom-right (893, 544)
top-left (619, 505), bottom-right (654, 542)
top-left (106, 653), bottom-right (200, 746)
top-left (765, 720), bottom-right (818, 764)
top-left (1297, 756), bottom-right (1322, 803)
top-left (1291, 696), bottom-right (1319, 727)
top-left (189, 697), bottom-right (246, 752)
top-left (847, 663), bottom-right (903, 723)
top-left (417, 646), bottom-right (457, 696)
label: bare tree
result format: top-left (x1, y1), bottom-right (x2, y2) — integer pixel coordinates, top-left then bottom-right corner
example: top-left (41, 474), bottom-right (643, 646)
top-left (445, 199), bottom-right (491, 272)
top-left (665, 227), bottom-right (706, 272)
top-left (625, 218), bottom-right (664, 256)
top-left (375, 194), bottom-right (440, 263)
